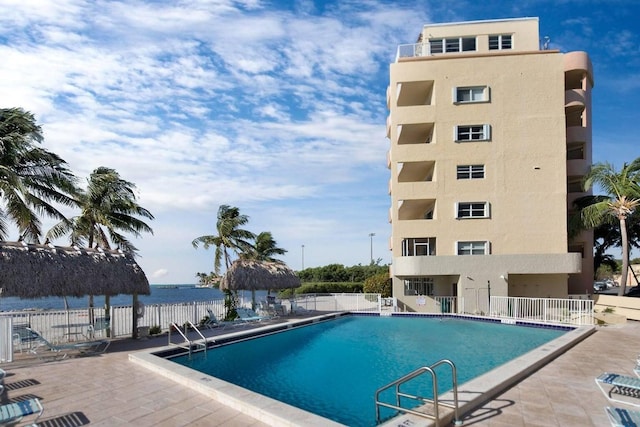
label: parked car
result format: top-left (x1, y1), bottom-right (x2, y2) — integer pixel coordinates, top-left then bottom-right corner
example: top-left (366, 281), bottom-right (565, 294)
top-left (625, 286), bottom-right (640, 297)
top-left (594, 282), bottom-right (607, 292)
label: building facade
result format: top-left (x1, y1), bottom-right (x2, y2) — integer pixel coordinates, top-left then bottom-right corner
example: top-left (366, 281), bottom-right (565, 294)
top-left (386, 18), bottom-right (594, 313)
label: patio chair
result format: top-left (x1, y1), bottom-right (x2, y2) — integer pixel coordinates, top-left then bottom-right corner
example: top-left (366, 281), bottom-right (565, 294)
top-left (0, 398), bottom-right (43, 426)
top-left (204, 309), bottom-right (230, 329)
top-left (290, 300), bottom-right (310, 315)
top-left (235, 307), bottom-right (269, 323)
top-left (605, 406), bottom-right (640, 427)
top-left (597, 373), bottom-right (640, 407)
top-left (27, 328), bottom-right (110, 359)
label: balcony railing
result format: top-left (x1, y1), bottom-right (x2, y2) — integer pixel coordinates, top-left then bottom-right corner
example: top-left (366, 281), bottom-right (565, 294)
top-left (396, 42), bottom-right (433, 61)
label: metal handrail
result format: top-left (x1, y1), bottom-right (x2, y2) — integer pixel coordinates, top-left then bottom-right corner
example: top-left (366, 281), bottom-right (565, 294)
top-left (168, 321), bottom-right (207, 358)
top-left (374, 359), bottom-right (461, 426)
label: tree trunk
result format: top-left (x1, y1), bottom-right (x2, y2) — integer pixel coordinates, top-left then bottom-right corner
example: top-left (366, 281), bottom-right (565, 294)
top-left (619, 217), bottom-right (629, 296)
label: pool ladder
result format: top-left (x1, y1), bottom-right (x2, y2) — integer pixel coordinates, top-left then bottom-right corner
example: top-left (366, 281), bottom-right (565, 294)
top-left (168, 321), bottom-right (207, 358)
top-left (374, 359), bottom-right (462, 426)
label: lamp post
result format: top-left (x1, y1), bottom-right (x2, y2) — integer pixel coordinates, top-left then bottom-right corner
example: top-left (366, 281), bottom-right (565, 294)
top-left (301, 244), bottom-right (305, 270)
top-left (368, 233), bottom-right (375, 264)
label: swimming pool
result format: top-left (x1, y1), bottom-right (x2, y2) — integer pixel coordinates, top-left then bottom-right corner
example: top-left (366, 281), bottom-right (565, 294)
top-left (163, 315), bottom-right (570, 426)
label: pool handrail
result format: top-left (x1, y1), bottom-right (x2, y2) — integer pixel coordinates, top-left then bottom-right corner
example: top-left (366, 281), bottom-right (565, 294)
top-left (374, 358), bottom-right (462, 427)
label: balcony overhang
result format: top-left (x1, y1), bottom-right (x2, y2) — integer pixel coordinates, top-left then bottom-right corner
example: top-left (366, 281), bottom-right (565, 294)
top-left (393, 253), bottom-right (582, 277)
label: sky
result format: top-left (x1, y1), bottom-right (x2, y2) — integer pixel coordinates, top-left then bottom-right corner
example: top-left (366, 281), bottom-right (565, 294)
top-left (1, 0), bottom-right (639, 284)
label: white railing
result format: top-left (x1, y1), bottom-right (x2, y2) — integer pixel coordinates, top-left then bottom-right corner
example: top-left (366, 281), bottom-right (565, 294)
top-left (490, 296), bottom-right (594, 326)
top-left (396, 42), bottom-right (433, 61)
top-left (294, 293), bottom-right (381, 312)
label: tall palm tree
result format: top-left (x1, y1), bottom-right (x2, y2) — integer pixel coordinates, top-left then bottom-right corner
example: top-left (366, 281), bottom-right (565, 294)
top-left (241, 231), bottom-right (287, 262)
top-left (192, 205), bottom-right (255, 274)
top-left (0, 107), bottom-right (77, 242)
top-left (47, 167), bottom-right (154, 254)
top-left (577, 160), bottom-right (640, 295)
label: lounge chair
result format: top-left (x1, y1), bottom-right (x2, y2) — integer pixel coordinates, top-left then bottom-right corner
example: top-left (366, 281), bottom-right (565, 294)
top-left (0, 368), bottom-right (5, 395)
top-left (204, 309), bottom-right (231, 329)
top-left (27, 328), bottom-right (110, 359)
top-left (235, 307), bottom-right (269, 323)
top-left (290, 300), bottom-right (310, 315)
top-left (0, 398), bottom-right (43, 426)
top-left (597, 373), bottom-right (640, 407)
top-left (605, 406), bottom-right (640, 427)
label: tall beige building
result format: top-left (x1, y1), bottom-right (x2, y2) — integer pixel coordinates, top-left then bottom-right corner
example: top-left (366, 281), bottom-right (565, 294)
top-left (386, 18), bottom-right (594, 313)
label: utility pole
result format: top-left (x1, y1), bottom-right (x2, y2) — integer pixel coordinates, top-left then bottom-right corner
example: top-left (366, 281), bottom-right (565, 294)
top-left (369, 233), bottom-right (375, 264)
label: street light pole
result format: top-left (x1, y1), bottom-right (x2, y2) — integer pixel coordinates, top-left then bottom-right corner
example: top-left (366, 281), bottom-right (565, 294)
top-left (301, 244), bottom-right (305, 270)
top-left (368, 233), bottom-right (375, 264)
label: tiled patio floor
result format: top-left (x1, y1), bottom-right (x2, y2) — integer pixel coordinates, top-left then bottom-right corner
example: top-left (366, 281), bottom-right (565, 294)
top-left (1, 319), bottom-right (638, 426)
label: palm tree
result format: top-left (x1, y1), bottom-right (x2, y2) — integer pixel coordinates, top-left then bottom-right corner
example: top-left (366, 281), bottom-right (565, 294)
top-left (577, 160), bottom-right (640, 295)
top-left (0, 108), bottom-right (77, 242)
top-left (47, 167), bottom-right (154, 254)
top-left (241, 231), bottom-right (287, 262)
top-left (192, 205), bottom-right (255, 274)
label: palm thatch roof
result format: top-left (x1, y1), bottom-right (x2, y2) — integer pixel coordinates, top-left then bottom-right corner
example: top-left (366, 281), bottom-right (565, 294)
top-left (0, 241), bottom-right (150, 298)
top-left (220, 259), bottom-right (300, 291)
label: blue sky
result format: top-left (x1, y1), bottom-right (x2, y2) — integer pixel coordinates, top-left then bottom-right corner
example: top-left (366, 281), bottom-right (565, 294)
top-left (1, 0), bottom-right (639, 284)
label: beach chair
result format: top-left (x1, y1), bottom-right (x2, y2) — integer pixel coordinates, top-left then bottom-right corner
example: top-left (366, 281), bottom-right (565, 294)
top-left (597, 373), bottom-right (640, 407)
top-left (235, 307), bottom-right (268, 323)
top-left (204, 309), bottom-right (229, 329)
top-left (290, 300), bottom-right (310, 315)
top-left (605, 406), bottom-right (640, 427)
top-left (27, 328), bottom-right (110, 359)
top-left (0, 398), bottom-right (43, 426)
top-left (0, 368), bottom-right (5, 396)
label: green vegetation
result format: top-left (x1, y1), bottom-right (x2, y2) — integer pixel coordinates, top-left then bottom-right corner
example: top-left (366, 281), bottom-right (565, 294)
top-left (571, 159), bottom-right (640, 295)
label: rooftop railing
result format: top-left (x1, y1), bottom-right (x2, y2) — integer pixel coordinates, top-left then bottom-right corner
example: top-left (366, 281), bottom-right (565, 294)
top-left (396, 42), bottom-right (433, 62)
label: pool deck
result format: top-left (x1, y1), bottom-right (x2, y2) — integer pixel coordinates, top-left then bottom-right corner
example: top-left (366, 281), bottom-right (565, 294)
top-left (1, 317), bottom-right (638, 426)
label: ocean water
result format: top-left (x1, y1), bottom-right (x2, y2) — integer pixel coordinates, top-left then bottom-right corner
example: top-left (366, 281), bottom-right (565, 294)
top-left (0, 285), bottom-right (267, 312)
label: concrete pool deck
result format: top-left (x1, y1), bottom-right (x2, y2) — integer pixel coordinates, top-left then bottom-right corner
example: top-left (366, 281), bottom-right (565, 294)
top-left (1, 316), bottom-right (638, 426)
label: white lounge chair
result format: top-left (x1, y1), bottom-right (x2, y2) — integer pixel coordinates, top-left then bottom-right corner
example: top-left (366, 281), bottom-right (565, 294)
top-left (0, 398), bottom-right (43, 426)
top-left (597, 373), bottom-right (640, 407)
top-left (606, 406), bottom-right (640, 427)
top-left (27, 328), bottom-right (110, 359)
top-left (204, 309), bottom-right (232, 329)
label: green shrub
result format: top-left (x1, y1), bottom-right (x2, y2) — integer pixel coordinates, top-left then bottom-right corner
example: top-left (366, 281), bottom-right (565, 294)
top-left (149, 325), bottom-right (162, 335)
top-left (363, 272), bottom-right (391, 297)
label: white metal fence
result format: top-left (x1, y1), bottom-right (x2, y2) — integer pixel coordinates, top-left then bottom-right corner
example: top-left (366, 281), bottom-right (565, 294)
top-left (490, 296), bottom-right (594, 326)
top-left (0, 293), bottom-right (592, 359)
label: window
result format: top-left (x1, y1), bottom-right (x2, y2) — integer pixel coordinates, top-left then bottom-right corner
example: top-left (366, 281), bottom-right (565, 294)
top-left (455, 125), bottom-right (491, 141)
top-left (404, 277), bottom-right (434, 296)
top-left (489, 34), bottom-right (512, 50)
top-left (457, 165), bottom-right (485, 179)
top-left (457, 241), bottom-right (489, 255)
top-left (401, 238), bottom-right (436, 256)
top-left (429, 37), bottom-right (476, 54)
top-left (457, 202), bottom-right (489, 218)
top-left (454, 86), bottom-right (489, 103)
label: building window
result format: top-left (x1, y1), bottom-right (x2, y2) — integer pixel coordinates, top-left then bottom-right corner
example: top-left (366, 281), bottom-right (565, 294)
top-left (404, 277), bottom-right (434, 296)
top-left (489, 34), bottom-right (512, 50)
top-left (457, 241), bottom-right (489, 255)
top-left (454, 86), bottom-right (489, 103)
top-left (401, 238), bottom-right (436, 256)
top-left (430, 37), bottom-right (477, 54)
top-left (457, 165), bottom-right (485, 179)
top-left (457, 202), bottom-right (489, 218)
top-left (455, 125), bottom-right (491, 141)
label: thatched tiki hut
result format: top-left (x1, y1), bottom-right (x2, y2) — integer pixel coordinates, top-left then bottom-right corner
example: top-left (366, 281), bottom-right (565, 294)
top-left (220, 260), bottom-right (300, 311)
top-left (0, 241), bottom-right (150, 338)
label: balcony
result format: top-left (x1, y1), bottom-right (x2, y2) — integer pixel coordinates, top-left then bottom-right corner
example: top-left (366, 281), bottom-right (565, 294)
top-left (398, 161), bottom-right (435, 182)
top-left (397, 123), bottom-right (434, 145)
top-left (398, 199), bottom-right (435, 220)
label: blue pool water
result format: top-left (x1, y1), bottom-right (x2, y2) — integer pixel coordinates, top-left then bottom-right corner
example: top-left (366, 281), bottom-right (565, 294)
top-left (171, 316), bottom-right (566, 426)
